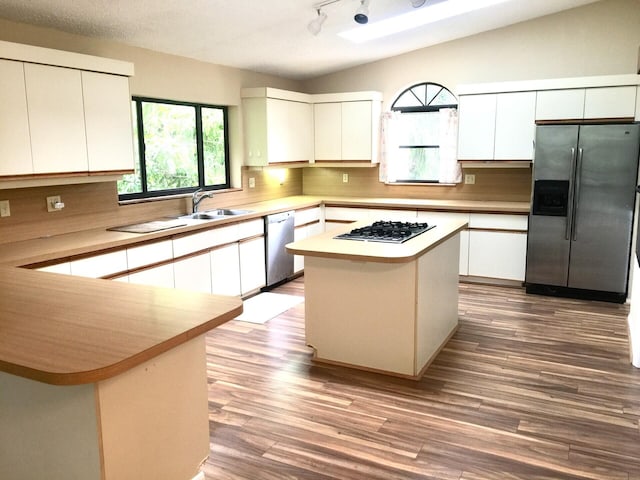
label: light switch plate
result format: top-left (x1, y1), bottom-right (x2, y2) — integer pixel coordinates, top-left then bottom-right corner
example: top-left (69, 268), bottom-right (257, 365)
top-left (0, 200), bottom-right (10, 217)
top-left (248, 177), bottom-right (255, 188)
top-left (342, 173), bottom-right (349, 183)
top-left (464, 174), bottom-right (476, 185)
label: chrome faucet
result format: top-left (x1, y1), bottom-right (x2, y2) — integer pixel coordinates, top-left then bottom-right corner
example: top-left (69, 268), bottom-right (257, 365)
top-left (192, 188), bottom-right (215, 213)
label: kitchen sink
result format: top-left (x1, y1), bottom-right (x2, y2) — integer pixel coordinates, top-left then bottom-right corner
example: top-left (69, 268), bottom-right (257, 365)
top-left (179, 209), bottom-right (254, 221)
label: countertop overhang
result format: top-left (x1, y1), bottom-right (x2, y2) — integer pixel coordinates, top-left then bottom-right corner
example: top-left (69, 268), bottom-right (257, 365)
top-left (286, 219), bottom-right (468, 263)
top-left (0, 267), bottom-right (242, 385)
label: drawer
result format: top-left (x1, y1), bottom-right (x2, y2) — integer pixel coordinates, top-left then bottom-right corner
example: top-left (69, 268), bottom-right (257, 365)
top-left (294, 207), bottom-right (321, 226)
top-left (172, 230), bottom-right (216, 257)
top-left (324, 206), bottom-right (368, 222)
top-left (127, 240), bottom-right (173, 269)
top-left (70, 250), bottom-right (128, 278)
top-left (237, 218), bottom-right (264, 239)
top-left (469, 213), bottom-right (528, 231)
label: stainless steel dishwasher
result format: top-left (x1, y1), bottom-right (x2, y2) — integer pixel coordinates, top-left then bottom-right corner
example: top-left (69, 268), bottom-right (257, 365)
top-left (264, 211), bottom-right (295, 288)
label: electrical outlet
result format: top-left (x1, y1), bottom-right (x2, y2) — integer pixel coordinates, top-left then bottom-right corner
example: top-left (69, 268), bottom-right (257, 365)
top-left (464, 174), bottom-right (476, 185)
top-left (342, 173), bottom-right (349, 183)
top-left (46, 195), bottom-right (64, 212)
top-left (0, 200), bottom-right (10, 217)
top-left (248, 177), bottom-right (255, 188)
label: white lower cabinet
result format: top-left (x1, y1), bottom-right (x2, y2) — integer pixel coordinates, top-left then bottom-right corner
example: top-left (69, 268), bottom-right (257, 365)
top-left (173, 253), bottom-right (212, 294)
top-left (70, 250), bottom-right (128, 278)
top-left (210, 243), bottom-right (241, 296)
top-left (239, 237), bottom-right (266, 295)
top-left (128, 263), bottom-right (175, 288)
top-left (468, 230), bottom-right (527, 281)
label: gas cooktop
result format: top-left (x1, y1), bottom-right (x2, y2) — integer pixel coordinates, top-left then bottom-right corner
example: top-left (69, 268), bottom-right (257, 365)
top-left (334, 221), bottom-right (436, 244)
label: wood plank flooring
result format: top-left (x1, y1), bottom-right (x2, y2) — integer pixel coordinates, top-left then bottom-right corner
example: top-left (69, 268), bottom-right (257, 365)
top-left (203, 278), bottom-right (640, 479)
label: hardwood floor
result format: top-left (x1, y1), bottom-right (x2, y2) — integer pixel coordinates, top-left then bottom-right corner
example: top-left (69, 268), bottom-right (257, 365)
top-left (203, 278), bottom-right (640, 479)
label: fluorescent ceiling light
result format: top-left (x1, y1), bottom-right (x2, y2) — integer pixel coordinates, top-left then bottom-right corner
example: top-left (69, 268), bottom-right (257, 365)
top-left (339, 0), bottom-right (512, 43)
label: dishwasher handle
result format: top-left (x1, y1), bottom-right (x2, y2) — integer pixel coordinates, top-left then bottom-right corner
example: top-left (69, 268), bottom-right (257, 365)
top-left (266, 211), bottom-right (294, 224)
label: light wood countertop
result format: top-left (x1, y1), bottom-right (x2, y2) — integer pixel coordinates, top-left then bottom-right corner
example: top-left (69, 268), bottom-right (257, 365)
top-left (286, 219), bottom-right (468, 263)
top-left (0, 267), bottom-right (242, 385)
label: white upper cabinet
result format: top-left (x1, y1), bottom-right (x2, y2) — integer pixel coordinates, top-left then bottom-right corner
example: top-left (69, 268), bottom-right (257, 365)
top-left (494, 91), bottom-right (536, 160)
top-left (25, 63), bottom-right (88, 174)
top-left (458, 91), bottom-right (536, 161)
top-left (583, 86), bottom-right (637, 119)
top-left (457, 94), bottom-right (497, 160)
top-left (536, 86), bottom-right (637, 120)
top-left (0, 59), bottom-right (32, 176)
top-left (535, 89), bottom-right (585, 121)
top-left (82, 71), bottom-right (135, 173)
top-left (313, 102), bottom-right (342, 161)
top-left (342, 101), bottom-right (373, 161)
top-left (242, 88), bottom-right (313, 166)
top-left (0, 40), bottom-right (134, 181)
top-left (312, 92), bottom-right (382, 163)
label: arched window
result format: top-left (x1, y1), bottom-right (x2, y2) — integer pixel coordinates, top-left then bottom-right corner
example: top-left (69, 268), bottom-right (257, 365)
top-left (386, 82), bottom-right (458, 183)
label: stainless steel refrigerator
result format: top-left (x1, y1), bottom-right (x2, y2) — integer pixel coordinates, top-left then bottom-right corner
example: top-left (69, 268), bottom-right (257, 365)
top-left (525, 124), bottom-right (640, 302)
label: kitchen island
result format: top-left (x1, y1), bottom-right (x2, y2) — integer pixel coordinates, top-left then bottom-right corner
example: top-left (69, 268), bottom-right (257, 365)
top-left (286, 218), bottom-right (468, 379)
top-left (0, 267), bottom-right (242, 480)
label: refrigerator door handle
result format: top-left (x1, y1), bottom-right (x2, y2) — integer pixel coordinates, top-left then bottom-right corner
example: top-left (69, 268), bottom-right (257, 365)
top-left (566, 147), bottom-right (577, 240)
top-left (571, 147), bottom-right (584, 241)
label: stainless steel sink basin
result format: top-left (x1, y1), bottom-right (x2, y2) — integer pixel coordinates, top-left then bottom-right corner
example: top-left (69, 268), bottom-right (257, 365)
top-left (208, 208), bottom-right (254, 216)
top-left (179, 209), bottom-right (254, 221)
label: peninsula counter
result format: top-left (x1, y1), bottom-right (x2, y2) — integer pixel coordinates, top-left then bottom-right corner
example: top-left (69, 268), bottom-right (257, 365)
top-left (0, 267), bottom-right (242, 480)
top-left (286, 219), bottom-right (467, 379)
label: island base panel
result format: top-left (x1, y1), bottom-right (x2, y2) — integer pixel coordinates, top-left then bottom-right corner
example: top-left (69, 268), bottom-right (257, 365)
top-left (303, 234), bottom-right (460, 378)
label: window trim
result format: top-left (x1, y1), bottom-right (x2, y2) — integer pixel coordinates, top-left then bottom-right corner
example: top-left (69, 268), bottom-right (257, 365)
top-left (118, 96), bottom-right (231, 201)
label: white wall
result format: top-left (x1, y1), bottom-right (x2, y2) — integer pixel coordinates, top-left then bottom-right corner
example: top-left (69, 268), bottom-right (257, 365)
top-left (302, 0), bottom-right (640, 108)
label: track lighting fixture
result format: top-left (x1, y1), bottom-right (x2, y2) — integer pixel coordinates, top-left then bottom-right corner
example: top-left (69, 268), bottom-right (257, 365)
top-left (307, 8), bottom-right (328, 35)
top-left (411, 0), bottom-right (426, 7)
top-left (354, 0), bottom-right (370, 24)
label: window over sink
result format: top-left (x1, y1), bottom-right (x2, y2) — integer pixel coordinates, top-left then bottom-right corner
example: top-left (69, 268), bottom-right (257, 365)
top-left (118, 97), bottom-right (230, 200)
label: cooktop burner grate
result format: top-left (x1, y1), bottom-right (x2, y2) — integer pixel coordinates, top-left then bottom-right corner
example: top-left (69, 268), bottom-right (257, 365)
top-left (334, 220), bottom-right (436, 244)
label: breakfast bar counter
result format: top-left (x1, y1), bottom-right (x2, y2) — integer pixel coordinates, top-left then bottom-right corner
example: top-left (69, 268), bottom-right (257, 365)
top-left (286, 219), bottom-right (468, 379)
top-left (0, 267), bottom-right (242, 480)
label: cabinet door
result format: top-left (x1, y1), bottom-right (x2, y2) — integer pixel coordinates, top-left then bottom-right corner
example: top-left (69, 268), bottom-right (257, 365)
top-left (129, 263), bottom-right (174, 288)
top-left (535, 89), bottom-right (585, 121)
top-left (174, 253), bottom-right (212, 294)
top-left (494, 91), bottom-right (536, 160)
top-left (24, 63), bottom-right (88, 174)
top-left (468, 231), bottom-right (527, 281)
top-left (314, 103), bottom-right (341, 161)
top-left (584, 86), bottom-right (637, 119)
top-left (82, 72), bottom-right (135, 173)
top-left (342, 101), bottom-right (372, 161)
top-left (239, 237), bottom-right (266, 294)
top-left (210, 243), bottom-right (241, 296)
top-left (457, 94), bottom-right (497, 160)
top-left (0, 60), bottom-right (32, 176)
top-left (266, 98), bottom-right (312, 163)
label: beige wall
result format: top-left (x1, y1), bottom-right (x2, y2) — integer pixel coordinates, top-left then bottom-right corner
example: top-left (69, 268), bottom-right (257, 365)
top-left (302, 0), bottom-right (640, 108)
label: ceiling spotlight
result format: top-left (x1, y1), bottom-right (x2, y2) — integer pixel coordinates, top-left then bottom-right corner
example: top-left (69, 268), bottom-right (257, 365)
top-left (354, 0), bottom-right (370, 24)
top-left (307, 8), bottom-right (328, 35)
top-left (411, 0), bottom-right (426, 7)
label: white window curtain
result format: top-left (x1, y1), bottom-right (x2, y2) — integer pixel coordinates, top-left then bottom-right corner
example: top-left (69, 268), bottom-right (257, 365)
top-left (438, 108), bottom-right (462, 184)
top-left (380, 108), bottom-right (461, 184)
top-left (379, 111), bottom-right (402, 183)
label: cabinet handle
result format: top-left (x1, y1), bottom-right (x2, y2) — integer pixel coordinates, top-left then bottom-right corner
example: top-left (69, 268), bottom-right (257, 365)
top-left (566, 147), bottom-right (576, 240)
